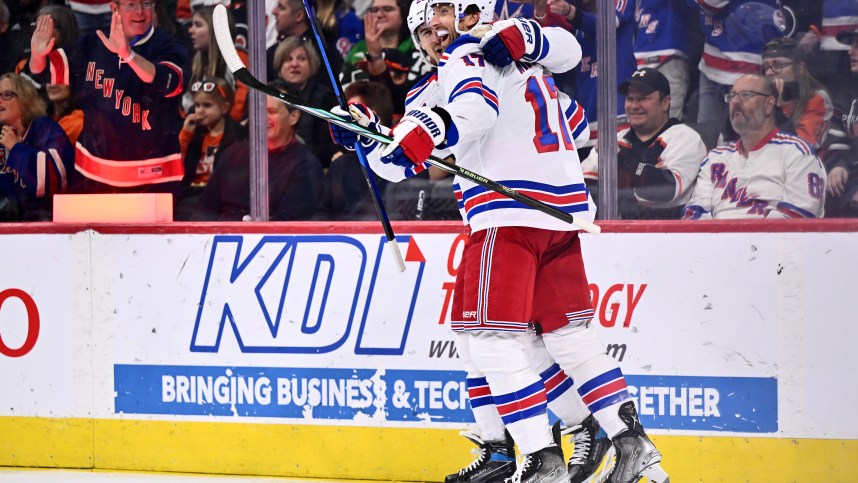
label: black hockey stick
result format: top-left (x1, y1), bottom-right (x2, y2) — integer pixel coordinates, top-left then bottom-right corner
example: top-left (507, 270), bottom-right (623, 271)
top-left (299, 0), bottom-right (405, 272)
top-left (212, 6), bottom-right (600, 234)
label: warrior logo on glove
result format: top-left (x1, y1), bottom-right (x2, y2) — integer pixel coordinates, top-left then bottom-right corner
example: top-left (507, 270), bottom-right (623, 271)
top-left (380, 107), bottom-right (449, 167)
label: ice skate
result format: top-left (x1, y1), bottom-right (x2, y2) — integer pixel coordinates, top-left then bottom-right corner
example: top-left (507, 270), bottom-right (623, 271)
top-left (562, 415), bottom-right (614, 483)
top-left (504, 423), bottom-right (568, 483)
top-left (605, 402), bottom-right (669, 483)
top-left (445, 430), bottom-right (516, 483)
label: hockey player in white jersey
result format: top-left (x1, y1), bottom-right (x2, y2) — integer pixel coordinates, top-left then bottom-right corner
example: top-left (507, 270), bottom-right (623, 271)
top-left (373, 1), bottom-right (669, 482)
top-left (329, 3), bottom-right (614, 482)
top-left (683, 74), bottom-right (826, 219)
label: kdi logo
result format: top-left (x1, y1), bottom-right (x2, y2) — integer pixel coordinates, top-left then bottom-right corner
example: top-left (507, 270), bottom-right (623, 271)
top-left (190, 235), bottom-right (425, 355)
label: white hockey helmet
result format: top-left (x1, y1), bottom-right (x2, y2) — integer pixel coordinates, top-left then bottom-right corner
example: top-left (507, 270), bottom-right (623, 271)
top-left (408, 0), bottom-right (434, 64)
top-left (426, 0), bottom-right (496, 34)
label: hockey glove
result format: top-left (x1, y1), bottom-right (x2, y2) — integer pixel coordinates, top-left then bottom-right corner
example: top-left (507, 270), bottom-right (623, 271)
top-left (480, 18), bottom-right (542, 67)
top-left (329, 103), bottom-right (383, 153)
top-left (380, 107), bottom-right (447, 168)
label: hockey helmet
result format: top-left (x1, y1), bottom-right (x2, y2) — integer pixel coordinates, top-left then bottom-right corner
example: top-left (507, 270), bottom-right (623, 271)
top-left (426, 0), bottom-right (496, 34)
top-left (408, 0), bottom-right (435, 64)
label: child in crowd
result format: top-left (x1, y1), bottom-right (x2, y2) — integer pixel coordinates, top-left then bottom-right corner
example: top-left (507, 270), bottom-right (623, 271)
top-left (176, 77), bottom-right (246, 221)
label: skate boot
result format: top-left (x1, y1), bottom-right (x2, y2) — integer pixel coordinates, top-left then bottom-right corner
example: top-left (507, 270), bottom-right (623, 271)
top-left (445, 430), bottom-right (516, 483)
top-left (504, 423), bottom-right (568, 483)
top-left (562, 415), bottom-right (615, 483)
top-left (605, 402), bottom-right (670, 483)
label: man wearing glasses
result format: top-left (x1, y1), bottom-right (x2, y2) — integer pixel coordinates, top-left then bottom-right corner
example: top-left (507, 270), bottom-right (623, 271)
top-left (683, 74), bottom-right (826, 219)
top-left (26, 1), bottom-right (188, 195)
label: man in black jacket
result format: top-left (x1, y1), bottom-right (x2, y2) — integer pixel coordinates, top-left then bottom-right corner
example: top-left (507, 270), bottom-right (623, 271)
top-left (193, 82), bottom-right (323, 221)
top-left (582, 68), bottom-right (708, 219)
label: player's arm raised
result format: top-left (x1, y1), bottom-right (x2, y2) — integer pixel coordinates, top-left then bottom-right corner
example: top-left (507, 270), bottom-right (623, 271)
top-left (479, 18), bottom-right (582, 73)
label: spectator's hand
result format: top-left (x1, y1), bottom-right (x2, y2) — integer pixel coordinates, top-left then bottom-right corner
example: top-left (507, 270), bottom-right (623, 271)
top-left (847, 99), bottom-right (858, 139)
top-left (0, 126), bottom-right (22, 152)
top-left (363, 13), bottom-right (384, 60)
top-left (97, 11), bottom-right (132, 58)
top-left (798, 30), bottom-right (820, 55)
top-left (31, 15), bottom-right (56, 59)
top-left (547, 0), bottom-right (575, 19)
top-left (773, 78), bottom-right (785, 106)
top-left (827, 166), bottom-right (849, 198)
top-left (380, 107), bottom-right (447, 167)
top-left (182, 112), bottom-right (200, 133)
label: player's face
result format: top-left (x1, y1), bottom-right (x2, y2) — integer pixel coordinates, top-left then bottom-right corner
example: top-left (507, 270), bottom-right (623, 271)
top-left (728, 76), bottom-right (774, 135)
top-left (193, 92), bottom-right (229, 129)
top-left (624, 86), bottom-right (669, 135)
top-left (279, 46), bottom-right (312, 88)
top-left (189, 12), bottom-right (211, 51)
top-left (429, 3), bottom-right (459, 52)
top-left (417, 24), bottom-right (442, 64)
top-left (111, 1), bottom-right (154, 39)
top-left (849, 38), bottom-right (858, 74)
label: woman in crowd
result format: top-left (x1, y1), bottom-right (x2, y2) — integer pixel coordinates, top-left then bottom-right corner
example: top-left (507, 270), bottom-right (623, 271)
top-left (176, 77), bottom-right (246, 221)
top-left (0, 73), bottom-right (76, 221)
top-left (762, 37), bottom-right (833, 148)
top-left (186, 5), bottom-right (248, 122)
top-left (273, 36), bottom-right (338, 169)
top-left (31, 5), bottom-right (83, 147)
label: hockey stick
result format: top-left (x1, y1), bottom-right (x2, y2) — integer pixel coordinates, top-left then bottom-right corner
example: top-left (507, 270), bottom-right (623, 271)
top-left (212, 7), bottom-right (600, 234)
top-left (299, 0), bottom-right (405, 272)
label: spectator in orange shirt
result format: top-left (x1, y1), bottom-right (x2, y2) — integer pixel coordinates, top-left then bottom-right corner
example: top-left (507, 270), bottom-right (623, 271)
top-left (762, 37), bottom-right (833, 149)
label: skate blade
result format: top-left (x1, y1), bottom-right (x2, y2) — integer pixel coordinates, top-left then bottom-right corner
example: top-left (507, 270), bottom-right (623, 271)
top-left (638, 463), bottom-right (669, 483)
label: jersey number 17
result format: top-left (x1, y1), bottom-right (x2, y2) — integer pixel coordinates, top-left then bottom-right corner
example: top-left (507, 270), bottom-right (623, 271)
top-left (525, 76), bottom-right (576, 154)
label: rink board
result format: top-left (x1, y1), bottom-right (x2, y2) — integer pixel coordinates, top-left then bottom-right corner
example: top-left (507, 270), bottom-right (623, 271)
top-left (1, 221), bottom-right (857, 482)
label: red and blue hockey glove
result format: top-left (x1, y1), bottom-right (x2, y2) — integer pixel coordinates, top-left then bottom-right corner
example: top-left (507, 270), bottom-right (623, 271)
top-left (329, 103), bottom-right (383, 152)
top-left (480, 18), bottom-right (542, 67)
top-left (380, 107), bottom-right (447, 168)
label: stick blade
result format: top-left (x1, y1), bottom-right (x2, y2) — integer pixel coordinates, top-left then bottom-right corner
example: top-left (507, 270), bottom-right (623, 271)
top-left (212, 5), bottom-right (244, 74)
top-left (575, 217), bottom-right (602, 234)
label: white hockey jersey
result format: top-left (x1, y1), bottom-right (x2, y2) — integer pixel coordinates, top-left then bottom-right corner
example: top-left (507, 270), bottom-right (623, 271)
top-left (364, 71), bottom-right (447, 183)
top-left (683, 129), bottom-right (826, 219)
top-left (436, 33), bottom-right (596, 232)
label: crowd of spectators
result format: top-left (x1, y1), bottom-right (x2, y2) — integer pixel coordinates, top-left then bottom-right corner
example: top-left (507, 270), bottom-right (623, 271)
top-left (0, 0), bottom-right (855, 222)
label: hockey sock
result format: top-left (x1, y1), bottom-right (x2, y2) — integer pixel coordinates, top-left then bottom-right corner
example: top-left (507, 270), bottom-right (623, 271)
top-left (469, 331), bottom-right (554, 454)
top-left (466, 376), bottom-right (506, 442)
top-left (539, 363), bottom-right (591, 427)
top-left (457, 332), bottom-right (506, 442)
